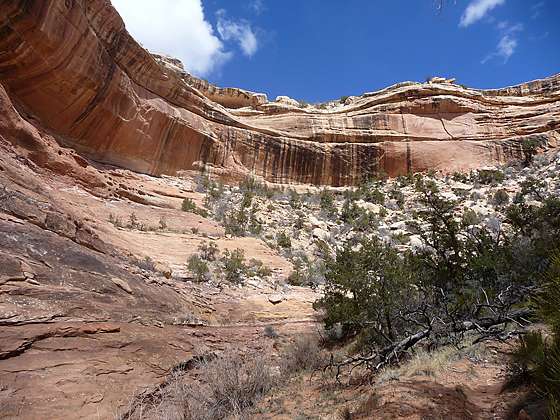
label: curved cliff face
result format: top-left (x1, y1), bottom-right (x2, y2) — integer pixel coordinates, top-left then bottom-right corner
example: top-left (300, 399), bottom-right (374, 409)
top-left (0, 0), bottom-right (559, 186)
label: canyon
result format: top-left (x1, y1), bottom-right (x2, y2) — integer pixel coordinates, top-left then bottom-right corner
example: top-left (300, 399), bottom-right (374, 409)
top-left (0, 1), bottom-right (559, 419)
top-left (0, 1), bottom-right (559, 187)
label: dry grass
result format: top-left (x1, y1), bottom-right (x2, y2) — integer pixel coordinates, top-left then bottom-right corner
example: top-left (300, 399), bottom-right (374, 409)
top-left (376, 340), bottom-right (492, 384)
top-left (376, 346), bottom-right (459, 384)
top-left (280, 335), bottom-right (325, 375)
top-left (119, 352), bottom-right (275, 420)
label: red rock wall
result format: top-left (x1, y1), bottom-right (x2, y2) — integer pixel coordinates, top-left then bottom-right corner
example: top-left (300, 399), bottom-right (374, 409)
top-left (0, 0), bottom-right (558, 185)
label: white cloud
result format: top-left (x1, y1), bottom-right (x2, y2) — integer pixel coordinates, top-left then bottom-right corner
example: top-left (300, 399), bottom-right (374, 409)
top-left (460, 0), bottom-right (506, 27)
top-left (531, 1), bottom-right (545, 19)
top-left (496, 34), bottom-right (517, 60)
top-left (112, 0), bottom-right (231, 76)
top-left (216, 10), bottom-right (259, 57)
top-left (249, 0), bottom-right (266, 15)
top-left (481, 22), bottom-right (523, 64)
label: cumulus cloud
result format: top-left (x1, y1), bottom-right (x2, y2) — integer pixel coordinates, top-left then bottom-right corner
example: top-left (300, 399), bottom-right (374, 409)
top-left (112, 0), bottom-right (231, 76)
top-left (481, 22), bottom-right (523, 64)
top-left (460, 0), bottom-right (506, 27)
top-left (216, 10), bottom-right (259, 57)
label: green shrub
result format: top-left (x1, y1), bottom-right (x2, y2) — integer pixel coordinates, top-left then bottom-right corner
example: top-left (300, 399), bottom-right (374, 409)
top-left (187, 254), bottom-right (210, 282)
top-left (389, 187), bottom-right (405, 209)
top-left (288, 189), bottom-right (302, 209)
top-left (461, 209), bottom-right (480, 226)
top-left (317, 179), bottom-right (549, 355)
top-left (221, 248), bottom-right (247, 284)
top-left (493, 189), bottom-right (510, 206)
top-left (247, 258), bottom-right (273, 278)
top-left (451, 171), bottom-right (470, 183)
top-left (510, 254), bottom-right (560, 418)
top-left (314, 237), bottom-right (417, 346)
top-left (521, 137), bottom-right (546, 166)
top-left (276, 231), bottom-right (292, 249)
top-left (361, 187), bottom-right (385, 205)
top-left (319, 189), bottom-right (337, 217)
top-left (287, 267), bottom-right (304, 286)
top-left (477, 169), bottom-right (505, 185)
top-left (182, 198), bottom-right (208, 217)
top-left (198, 241), bottom-right (219, 261)
top-left (182, 198), bottom-right (197, 212)
top-left (223, 191), bottom-right (256, 237)
top-left (519, 176), bottom-right (547, 202)
top-left (294, 212), bottom-right (305, 230)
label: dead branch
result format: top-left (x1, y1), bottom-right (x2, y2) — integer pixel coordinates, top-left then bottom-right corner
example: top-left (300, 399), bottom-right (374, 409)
top-left (328, 308), bottom-right (533, 382)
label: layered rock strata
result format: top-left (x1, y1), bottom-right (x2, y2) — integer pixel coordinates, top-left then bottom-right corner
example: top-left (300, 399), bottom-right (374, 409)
top-left (0, 0), bottom-right (559, 185)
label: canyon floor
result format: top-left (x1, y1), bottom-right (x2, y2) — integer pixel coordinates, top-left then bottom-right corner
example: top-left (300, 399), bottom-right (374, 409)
top-left (2, 128), bottom-right (554, 419)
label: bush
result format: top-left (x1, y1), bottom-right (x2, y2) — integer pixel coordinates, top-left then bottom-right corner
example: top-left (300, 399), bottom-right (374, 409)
top-left (276, 231), bottom-right (292, 249)
top-left (222, 192), bottom-right (255, 237)
top-left (202, 353), bottom-right (274, 418)
top-left (389, 187), bottom-right (405, 209)
top-left (319, 188), bottom-right (337, 217)
top-left (137, 256), bottom-right (156, 272)
top-left (509, 254), bottom-right (560, 418)
top-left (519, 176), bottom-right (547, 202)
top-left (361, 187), bottom-right (385, 205)
top-left (122, 352), bottom-right (274, 420)
top-left (493, 189), bottom-right (510, 206)
top-left (128, 212), bottom-right (140, 229)
top-left (451, 171), bottom-right (470, 183)
top-left (521, 137), bottom-right (546, 166)
top-left (288, 189), bottom-right (302, 209)
top-left (315, 237), bottom-right (417, 346)
top-left (477, 169), bottom-right (505, 185)
top-left (182, 198), bottom-right (208, 217)
top-left (280, 335), bottom-right (323, 375)
top-left (198, 241), bottom-right (219, 261)
top-left (287, 263), bottom-right (305, 286)
top-left (187, 255), bottom-right (210, 282)
top-left (247, 258), bottom-right (273, 279)
top-left (182, 198), bottom-right (197, 212)
top-left (263, 326), bottom-right (278, 339)
top-left (317, 179), bottom-right (554, 365)
top-left (461, 209), bottom-right (480, 226)
top-left (220, 249), bottom-right (247, 284)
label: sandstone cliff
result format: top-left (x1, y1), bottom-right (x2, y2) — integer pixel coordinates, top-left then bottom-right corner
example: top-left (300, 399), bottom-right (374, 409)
top-left (0, 0), bottom-right (559, 186)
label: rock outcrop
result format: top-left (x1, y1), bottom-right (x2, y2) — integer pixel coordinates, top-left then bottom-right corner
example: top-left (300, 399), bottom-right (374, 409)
top-left (0, 0), bottom-right (559, 185)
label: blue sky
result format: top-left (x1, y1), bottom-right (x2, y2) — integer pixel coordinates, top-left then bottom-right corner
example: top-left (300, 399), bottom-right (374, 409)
top-left (113, 0), bottom-right (559, 103)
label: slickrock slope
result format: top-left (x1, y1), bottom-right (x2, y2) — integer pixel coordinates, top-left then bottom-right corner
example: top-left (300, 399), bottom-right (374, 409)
top-left (1, 0), bottom-right (559, 186)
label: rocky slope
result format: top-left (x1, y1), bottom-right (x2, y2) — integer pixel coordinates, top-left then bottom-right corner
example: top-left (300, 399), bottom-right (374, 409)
top-left (1, 1), bottom-right (560, 419)
top-left (1, 0), bottom-right (559, 186)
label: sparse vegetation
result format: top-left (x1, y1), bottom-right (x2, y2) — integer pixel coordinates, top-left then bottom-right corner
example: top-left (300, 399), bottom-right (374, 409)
top-left (121, 352), bottom-right (275, 420)
top-left (187, 254), bottom-right (210, 282)
top-left (492, 188), bottom-right (510, 206)
top-left (276, 231), bottom-right (292, 249)
top-left (316, 176), bottom-right (558, 378)
top-left (477, 168), bottom-right (505, 185)
top-left (198, 241), bottom-right (219, 261)
top-left (280, 335), bottom-right (324, 375)
top-left (319, 188), bottom-right (337, 217)
top-left (182, 198), bottom-right (208, 217)
top-left (220, 248), bottom-right (247, 284)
